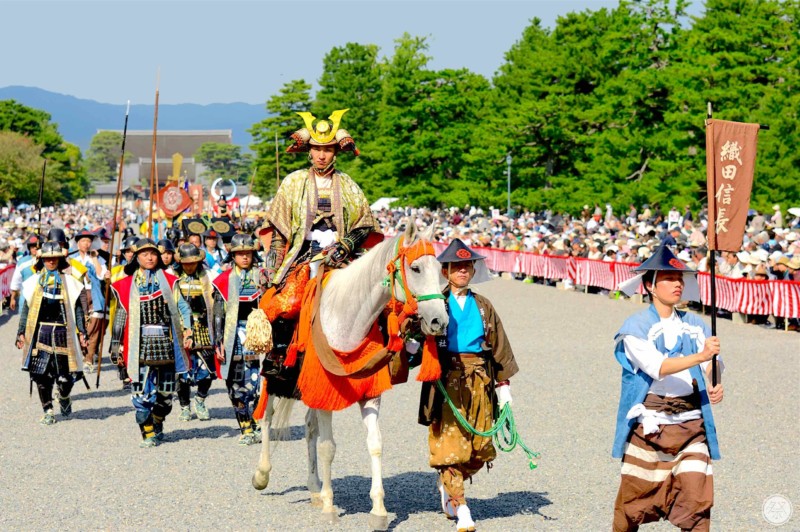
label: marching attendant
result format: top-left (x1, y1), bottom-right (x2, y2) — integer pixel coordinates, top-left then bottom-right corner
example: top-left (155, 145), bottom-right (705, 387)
top-left (69, 229), bottom-right (108, 373)
top-left (110, 239), bottom-right (193, 448)
top-left (418, 239), bottom-right (518, 532)
top-left (212, 234), bottom-right (266, 445)
top-left (202, 228), bottom-right (226, 272)
top-left (158, 238), bottom-right (177, 274)
top-left (16, 241), bottom-right (87, 425)
top-left (613, 244), bottom-right (724, 532)
top-left (173, 244), bottom-right (217, 422)
top-left (8, 234), bottom-right (41, 311)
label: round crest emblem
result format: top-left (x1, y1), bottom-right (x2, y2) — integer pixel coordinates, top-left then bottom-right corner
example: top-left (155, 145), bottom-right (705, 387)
top-left (456, 249), bottom-right (472, 259)
top-left (162, 187), bottom-right (184, 211)
top-left (187, 221), bottom-right (206, 235)
top-left (213, 220), bottom-right (232, 233)
top-left (668, 258), bottom-right (685, 269)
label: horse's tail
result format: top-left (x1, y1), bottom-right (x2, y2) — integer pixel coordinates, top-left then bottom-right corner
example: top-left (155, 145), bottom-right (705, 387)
top-left (270, 396), bottom-right (297, 445)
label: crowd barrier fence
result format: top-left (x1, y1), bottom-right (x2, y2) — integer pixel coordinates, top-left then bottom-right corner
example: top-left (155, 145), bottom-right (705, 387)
top-left (431, 243), bottom-right (800, 319)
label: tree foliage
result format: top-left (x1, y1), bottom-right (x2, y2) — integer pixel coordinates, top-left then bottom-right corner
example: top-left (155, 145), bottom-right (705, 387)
top-left (84, 130), bottom-right (134, 182)
top-left (0, 99), bottom-right (89, 204)
top-left (248, 0), bottom-right (796, 212)
top-left (194, 142), bottom-right (253, 184)
top-left (249, 80), bottom-right (313, 197)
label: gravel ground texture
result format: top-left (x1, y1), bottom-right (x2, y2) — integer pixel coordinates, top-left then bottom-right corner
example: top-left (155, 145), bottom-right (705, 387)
top-left (0, 279), bottom-right (797, 531)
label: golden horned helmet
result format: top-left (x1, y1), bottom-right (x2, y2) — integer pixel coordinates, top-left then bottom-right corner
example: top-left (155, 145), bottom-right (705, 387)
top-left (286, 109), bottom-right (359, 155)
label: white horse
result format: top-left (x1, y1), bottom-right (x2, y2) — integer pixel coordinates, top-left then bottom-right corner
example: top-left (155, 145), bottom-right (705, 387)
top-left (252, 222), bottom-right (448, 530)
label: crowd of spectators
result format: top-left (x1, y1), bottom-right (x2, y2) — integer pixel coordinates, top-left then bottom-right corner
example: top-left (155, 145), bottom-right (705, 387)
top-left (374, 202), bottom-right (800, 283)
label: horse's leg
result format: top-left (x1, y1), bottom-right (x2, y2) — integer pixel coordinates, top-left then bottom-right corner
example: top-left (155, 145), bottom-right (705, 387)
top-left (360, 397), bottom-right (388, 531)
top-left (251, 395), bottom-right (275, 490)
top-left (316, 409), bottom-right (338, 522)
top-left (305, 408), bottom-right (323, 506)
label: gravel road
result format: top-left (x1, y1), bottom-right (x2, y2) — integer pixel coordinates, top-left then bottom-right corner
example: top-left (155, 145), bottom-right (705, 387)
top-left (0, 279), bottom-right (797, 531)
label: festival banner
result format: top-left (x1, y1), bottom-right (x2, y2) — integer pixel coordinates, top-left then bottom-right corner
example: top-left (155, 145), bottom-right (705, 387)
top-left (705, 119), bottom-right (760, 252)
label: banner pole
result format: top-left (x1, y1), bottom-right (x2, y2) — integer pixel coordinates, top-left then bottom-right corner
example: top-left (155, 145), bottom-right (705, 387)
top-left (706, 102), bottom-right (719, 387)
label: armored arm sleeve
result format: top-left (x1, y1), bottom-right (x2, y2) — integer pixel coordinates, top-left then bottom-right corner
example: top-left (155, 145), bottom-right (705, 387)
top-left (110, 301), bottom-right (127, 355)
top-left (74, 298), bottom-right (87, 336)
top-left (340, 227), bottom-right (372, 257)
top-left (17, 299), bottom-right (29, 336)
top-left (176, 292), bottom-right (192, 329)
top-left (213, 292), bottom-right (226, 347)
top-left (265, 231), bottom-right (288, 278)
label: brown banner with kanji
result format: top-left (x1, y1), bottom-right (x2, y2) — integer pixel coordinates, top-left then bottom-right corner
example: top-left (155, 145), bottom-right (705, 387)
top-left (705, 119), bottom-right (760, 252)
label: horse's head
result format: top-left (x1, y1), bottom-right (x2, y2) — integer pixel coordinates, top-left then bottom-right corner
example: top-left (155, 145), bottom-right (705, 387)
top-left (391, 222), bottom-right (448, 336)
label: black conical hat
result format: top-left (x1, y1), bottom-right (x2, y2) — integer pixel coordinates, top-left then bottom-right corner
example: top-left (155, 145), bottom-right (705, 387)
top-left (436, 238), bottom-right (486, 263)
top-left (633, 243), bottom-right (694, 273)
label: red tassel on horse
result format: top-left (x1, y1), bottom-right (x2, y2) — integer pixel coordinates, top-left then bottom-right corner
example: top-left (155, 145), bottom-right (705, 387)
top-left (416, 335), bottom-right (441, 382)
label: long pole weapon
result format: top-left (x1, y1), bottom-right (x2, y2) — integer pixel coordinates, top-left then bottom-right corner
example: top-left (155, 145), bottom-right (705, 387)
top-left (95, 101), bottom-right (130, 388)
top-left (275, 130), bottom-right (280, 192)
top-left (37, 159), bottom-right (46, 236)
top-left (148, 70), bottom-right (160, 239)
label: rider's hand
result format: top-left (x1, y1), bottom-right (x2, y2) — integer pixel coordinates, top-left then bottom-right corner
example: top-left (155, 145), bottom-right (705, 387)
top-left (323, 243), bottom-right (349, 266)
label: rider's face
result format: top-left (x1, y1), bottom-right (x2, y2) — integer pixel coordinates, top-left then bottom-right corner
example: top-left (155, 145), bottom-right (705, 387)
top-left (310, 145), bottom-right (336, 170)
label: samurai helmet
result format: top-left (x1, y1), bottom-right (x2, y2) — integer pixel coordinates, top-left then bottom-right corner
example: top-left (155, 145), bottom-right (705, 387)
top-left (286, 109), bottom-right (359, 155)
top-left (176, 243), bottom-right (205, 264)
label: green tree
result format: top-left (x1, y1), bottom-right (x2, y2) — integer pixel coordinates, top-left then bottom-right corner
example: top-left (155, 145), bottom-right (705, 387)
top-left (194, 142), bottom-right (253, 184)
top-left (249, 79), bottom-right (313, 197)
top-left (0, 100), bottom-right (89, 203)
top-left (670, 0), bottom-right (799, 211)
top-left (84, 130), bottom-right (134, 182)
top-left (313, 42), bottom-right (383, 141)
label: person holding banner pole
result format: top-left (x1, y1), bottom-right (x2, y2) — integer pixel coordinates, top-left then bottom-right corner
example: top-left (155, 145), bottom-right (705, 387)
top-left (613, 244), bottom-right (724, 532)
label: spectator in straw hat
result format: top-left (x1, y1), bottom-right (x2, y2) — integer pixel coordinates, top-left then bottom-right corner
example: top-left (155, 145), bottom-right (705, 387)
top-left (770, 204), bottom-right (783, 229)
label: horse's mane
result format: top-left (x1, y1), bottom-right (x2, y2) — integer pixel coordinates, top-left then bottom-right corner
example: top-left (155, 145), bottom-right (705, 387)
top-left (322, 234), bottom-right (402, 334)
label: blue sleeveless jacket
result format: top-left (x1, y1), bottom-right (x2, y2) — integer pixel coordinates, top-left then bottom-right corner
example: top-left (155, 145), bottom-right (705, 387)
top-left (612, 305), bottom-right (720, 460)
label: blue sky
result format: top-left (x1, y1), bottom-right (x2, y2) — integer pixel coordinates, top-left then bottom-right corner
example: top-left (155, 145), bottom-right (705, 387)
top-left (2, 0), bottom-right (700, 105)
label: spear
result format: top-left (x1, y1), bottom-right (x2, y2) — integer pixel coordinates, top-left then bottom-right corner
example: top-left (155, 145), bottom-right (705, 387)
top-left (96, 101), bottom-right (130, 388)
top-left (275, 130), bottom-right (280, 191)
top-left (148, 70), bottom-right (160, 239)
top-left (37, 159), bottom-right (47, 236)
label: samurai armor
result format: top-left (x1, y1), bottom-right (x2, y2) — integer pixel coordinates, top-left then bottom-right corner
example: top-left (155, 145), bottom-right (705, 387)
top-left (35, 322), bottom-right (70, 356)
top-left (29, 349), bottom-right (52, 376)
top-left (141, 294), bottom-right (170, 326)
top-left (140, 325), bottom-right (174, 366)
top-left (192, 318), bottom-right (213, 349)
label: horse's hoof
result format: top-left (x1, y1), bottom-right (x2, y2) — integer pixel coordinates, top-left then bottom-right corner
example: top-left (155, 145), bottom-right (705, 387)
top-left (310, 492), bottom-right (323, 508)
top-left (251, 470), bottom-right (270, 490)
top-left (368, 513), bottom-right (389, 531)
top-left (321, 510), bottom-right (339, 524)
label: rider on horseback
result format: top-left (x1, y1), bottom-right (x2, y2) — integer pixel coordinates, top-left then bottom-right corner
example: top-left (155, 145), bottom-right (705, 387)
top-left (258, 109), bottom-right (380, 396)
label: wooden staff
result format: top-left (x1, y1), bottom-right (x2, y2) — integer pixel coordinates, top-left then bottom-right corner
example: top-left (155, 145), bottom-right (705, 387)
top-left (96, 101), bottom-right (130, 388)
top-left (148, 70), bottom-right (160, 239)
top-left (275, 131), bottom-right (280, 191)
top-left (37, 159), bottom-right (46, 236)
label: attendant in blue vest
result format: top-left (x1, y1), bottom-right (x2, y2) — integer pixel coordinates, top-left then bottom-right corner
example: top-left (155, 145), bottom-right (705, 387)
top-left (418, 238), bottom-right (518, 532)
top-left (613, 244), bottom-right (724, 532)
top-left (8, 234), bottom-right (41, 311)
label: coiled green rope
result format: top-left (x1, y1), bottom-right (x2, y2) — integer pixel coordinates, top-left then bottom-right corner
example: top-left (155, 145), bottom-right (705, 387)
top-left (435, 379), bottom-right (540, 470)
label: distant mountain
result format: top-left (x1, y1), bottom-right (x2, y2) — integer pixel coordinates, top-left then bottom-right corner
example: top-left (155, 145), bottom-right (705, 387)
top-left (0, 86), bottom-right (266, 151)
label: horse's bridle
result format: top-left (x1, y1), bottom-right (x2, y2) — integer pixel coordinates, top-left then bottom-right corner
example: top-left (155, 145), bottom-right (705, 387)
top-left (385, 236), bottom-right (445, 323)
